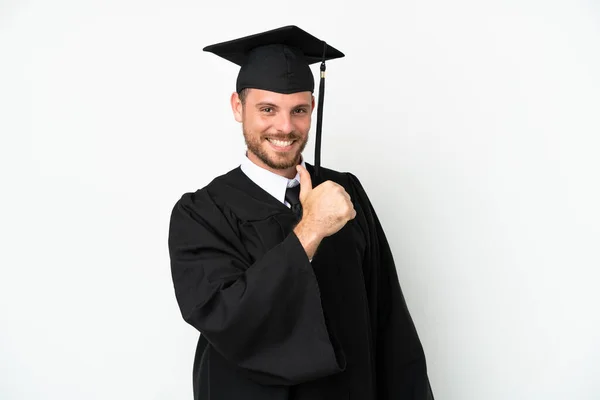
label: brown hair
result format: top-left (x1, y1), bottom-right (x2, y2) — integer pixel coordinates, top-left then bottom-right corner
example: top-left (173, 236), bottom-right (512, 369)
top-left (238, 88), bottom-right (250, 106)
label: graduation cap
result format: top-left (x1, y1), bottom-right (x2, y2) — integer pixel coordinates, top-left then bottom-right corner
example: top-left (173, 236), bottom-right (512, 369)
top-left (203, 25), bottom-right (345, 178)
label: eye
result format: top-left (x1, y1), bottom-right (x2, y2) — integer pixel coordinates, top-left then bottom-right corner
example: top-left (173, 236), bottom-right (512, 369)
top-left (261, 107), bottom-right (273, 113)
top-left (293, 108), bottom-right (307, 114)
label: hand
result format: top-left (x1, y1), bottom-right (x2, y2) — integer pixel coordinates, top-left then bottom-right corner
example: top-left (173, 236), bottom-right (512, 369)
top-left (295, 164), bottom-right (356, 239)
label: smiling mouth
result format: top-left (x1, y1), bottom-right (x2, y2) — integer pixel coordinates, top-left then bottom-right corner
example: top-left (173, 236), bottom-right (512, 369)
top-left (266, 138), bottom-right (296, 147)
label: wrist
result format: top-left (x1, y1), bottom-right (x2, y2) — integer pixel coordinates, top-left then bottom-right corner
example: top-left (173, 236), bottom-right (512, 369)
top-left (293, 220), bottom-right (323, 260)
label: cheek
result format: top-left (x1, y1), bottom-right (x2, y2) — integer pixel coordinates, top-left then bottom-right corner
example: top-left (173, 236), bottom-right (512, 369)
top-left (244, 114), bottom-right (270, 133)
top-left (254, 114), bottom-right (273, 130)
top-left (293, 117), bottom-right (311, 133)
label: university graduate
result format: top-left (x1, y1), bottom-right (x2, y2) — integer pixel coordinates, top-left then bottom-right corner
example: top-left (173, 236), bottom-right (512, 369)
top-left (168, 25), bottom-right (434, 400)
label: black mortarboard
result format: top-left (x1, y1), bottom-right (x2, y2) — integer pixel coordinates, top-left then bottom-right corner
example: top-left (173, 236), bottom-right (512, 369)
top-left (203, 25), bottom-right (345, 177)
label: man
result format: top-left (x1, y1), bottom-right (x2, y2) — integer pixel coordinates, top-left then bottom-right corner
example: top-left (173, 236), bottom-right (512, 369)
top-left (168, 25), bottom-right (434, 400)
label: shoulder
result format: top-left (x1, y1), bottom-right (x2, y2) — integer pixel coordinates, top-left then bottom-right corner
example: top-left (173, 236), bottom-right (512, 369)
top-left (305, 163), bottom-right (365, 193)
top-left (168, 169), bottom-right (247, 251)
top-left (306, 163), bottom-right (372, 213)
top-left (170, 167), bottom-right (240, 218)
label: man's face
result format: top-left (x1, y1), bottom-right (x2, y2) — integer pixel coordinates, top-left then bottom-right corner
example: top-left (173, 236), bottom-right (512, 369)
top-left (233, 88), bottom-right (314, 171)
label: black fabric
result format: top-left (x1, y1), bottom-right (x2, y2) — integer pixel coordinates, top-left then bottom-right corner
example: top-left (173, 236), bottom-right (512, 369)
top-left (284, 184), bottom-right (302, 219)
top-left (236, 44), bottom-right (314, 95)
top-left (202, 25), bottom-right (343, 94)
top-left (168, 162), bottom-right (434, 400)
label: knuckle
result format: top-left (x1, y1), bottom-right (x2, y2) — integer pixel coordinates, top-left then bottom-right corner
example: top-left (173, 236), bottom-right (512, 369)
top-left (344, 203), bottom-right (353, 215)
top-left (350, 205), bottom-right (356, 217)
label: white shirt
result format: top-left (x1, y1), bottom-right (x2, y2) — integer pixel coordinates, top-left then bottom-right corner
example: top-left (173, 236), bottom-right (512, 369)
top-left (240, 152), bottom-right (304, 208)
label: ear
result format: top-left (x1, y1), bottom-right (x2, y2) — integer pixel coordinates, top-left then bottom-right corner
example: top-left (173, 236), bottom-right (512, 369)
top-left (311, 94), bottom-right (316, 112)
top-left (231, 92), bottom-right (243, 123)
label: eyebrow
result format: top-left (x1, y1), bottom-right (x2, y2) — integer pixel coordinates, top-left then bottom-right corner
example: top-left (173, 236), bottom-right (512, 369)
top-left (293, 103), bottom-right (311, 109)
top-left (255, 102), bottom-right (311, 109)
top-left (255, 102), bottom-right (279, 109)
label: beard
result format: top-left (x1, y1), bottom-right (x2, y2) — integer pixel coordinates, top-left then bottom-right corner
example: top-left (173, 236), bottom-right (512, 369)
top-left (243, 126), bottom-right (309, 170)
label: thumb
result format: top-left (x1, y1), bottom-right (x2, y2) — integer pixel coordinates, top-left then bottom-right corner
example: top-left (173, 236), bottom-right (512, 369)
top-left (296, 164), bottom-right (313, 202)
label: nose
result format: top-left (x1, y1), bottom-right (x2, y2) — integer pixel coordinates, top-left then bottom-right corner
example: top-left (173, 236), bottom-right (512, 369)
top-left (273, 112), bottom-right (293, 134)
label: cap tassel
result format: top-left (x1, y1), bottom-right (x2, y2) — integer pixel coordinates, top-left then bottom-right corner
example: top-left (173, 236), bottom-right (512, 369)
top-left (314, 41), bottom-right (327, 179)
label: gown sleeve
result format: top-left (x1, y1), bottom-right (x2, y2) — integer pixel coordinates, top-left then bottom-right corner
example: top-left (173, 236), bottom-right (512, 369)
top-left (346, 173), bottom-right (435, 400)
top-left (168, 190), bottom-right (346, 386)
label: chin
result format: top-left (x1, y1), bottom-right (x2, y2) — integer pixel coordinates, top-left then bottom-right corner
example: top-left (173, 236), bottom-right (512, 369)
top-left (263, 151), bottom-right (300, 170)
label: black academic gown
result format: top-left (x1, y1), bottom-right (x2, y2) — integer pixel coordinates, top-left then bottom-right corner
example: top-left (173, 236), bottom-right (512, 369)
top-left (168, 163), bottom-right (434, 400)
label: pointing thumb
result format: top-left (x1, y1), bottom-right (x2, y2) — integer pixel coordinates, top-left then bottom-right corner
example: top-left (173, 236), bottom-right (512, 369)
top-left (296, 164), bottom-right (313, 203)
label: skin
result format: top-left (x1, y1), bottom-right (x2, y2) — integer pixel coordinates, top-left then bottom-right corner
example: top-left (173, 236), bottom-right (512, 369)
top-left (231, 88), bottom-right (313, 180)
top-left (231, 88), bottom-right (356, 259)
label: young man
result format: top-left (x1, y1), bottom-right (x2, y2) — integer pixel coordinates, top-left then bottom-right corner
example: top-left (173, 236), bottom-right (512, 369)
top-left (168, 25), bottom-right (434, 400)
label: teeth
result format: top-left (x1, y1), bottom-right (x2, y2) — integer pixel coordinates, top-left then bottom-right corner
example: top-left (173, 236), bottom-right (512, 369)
top-left (268, 139), bottom-right (294, 147)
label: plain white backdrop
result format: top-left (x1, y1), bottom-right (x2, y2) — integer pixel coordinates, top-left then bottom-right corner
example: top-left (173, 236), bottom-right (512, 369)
top-left (1, 0), bottom-right (599, 399)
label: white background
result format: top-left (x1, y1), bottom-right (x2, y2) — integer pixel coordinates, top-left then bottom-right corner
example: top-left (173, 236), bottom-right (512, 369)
top-left (1, 1), bottom-right (599, 399)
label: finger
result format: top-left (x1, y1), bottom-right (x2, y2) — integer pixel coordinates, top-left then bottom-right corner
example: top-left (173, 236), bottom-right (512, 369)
top-left (296, 164), bottom-right (313, 202)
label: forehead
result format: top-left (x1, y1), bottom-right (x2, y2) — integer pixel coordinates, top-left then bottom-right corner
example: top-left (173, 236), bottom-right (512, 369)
top-left (245, 88), bottom-right (312, 105)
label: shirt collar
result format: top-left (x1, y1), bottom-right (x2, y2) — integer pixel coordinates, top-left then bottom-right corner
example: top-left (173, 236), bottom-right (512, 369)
top-left (240, 151), bottom-right (304, 205)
